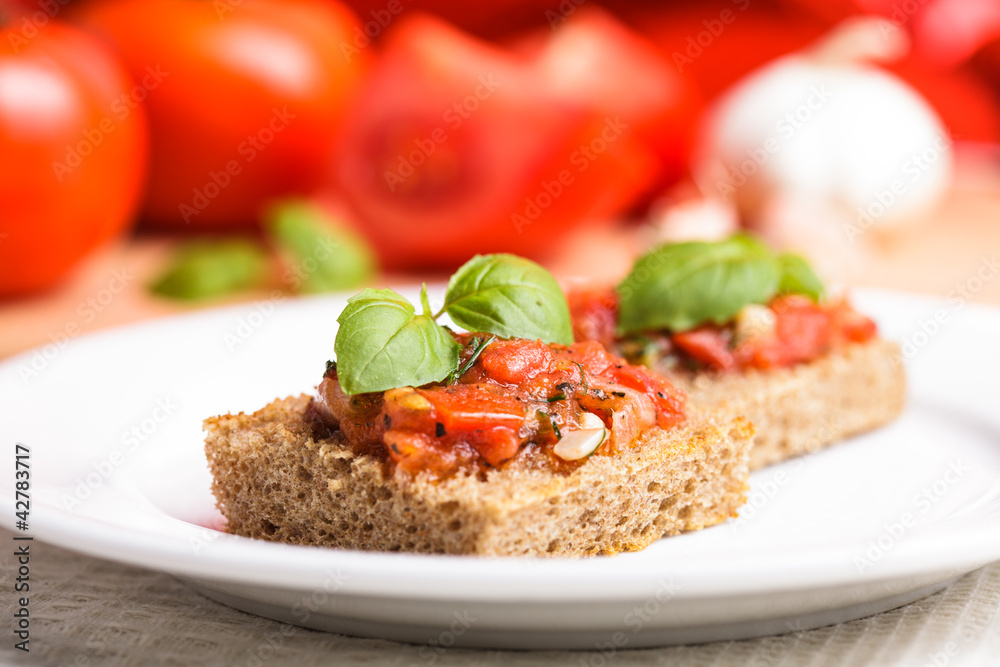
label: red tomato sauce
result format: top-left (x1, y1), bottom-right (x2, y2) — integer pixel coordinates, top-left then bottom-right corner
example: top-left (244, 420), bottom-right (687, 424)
top-left (568, 287), bottom-right (878, 373)
top-left (310, 334), bottom-right (686, 477)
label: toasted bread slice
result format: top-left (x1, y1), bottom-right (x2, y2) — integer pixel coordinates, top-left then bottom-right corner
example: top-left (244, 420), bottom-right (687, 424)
top-left (204, 396), bottom-right (753, 557)
top-left (676, 339), bottom-right (905, 470)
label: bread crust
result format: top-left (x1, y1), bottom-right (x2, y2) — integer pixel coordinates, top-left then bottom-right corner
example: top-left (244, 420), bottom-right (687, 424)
top-left (675, 339), bottom-right (905, 469)
top-left (204, 396), bottom-right (753, 557)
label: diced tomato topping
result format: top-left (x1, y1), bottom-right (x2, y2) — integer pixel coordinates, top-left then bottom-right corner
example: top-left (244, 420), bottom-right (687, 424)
top-left (567, 282), bottom-right (878, 373)
top-left (320, 331), bottom-right (688, 477)
top-left (706, 297), bottom-right (877, 371)
top-left (673, 328), bottom-right (736, 371)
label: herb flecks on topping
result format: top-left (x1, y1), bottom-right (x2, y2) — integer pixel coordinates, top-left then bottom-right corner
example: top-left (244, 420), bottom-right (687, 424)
top-left (448, 334), bottom-right (497, 384)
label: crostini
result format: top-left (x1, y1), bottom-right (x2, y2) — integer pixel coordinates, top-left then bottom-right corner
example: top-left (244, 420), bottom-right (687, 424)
top-left (568, 235), bottom-right (906, 469)
top-left (205, 254), bottom-right (753, 556)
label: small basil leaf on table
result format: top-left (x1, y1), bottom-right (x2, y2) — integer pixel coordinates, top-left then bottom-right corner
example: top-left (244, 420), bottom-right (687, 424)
top-left (616, 234), bottom-right (780, 333)
top-left (335, 288), bottom-right (460, 395)
top-left (266, 199), bottom-right (376, 293)
top-left (149, 239), bottom-right (269, 300)
top-left (777, 252), bottom-right (825, 302)
top-left (443, 254), bottom-right (573, 345)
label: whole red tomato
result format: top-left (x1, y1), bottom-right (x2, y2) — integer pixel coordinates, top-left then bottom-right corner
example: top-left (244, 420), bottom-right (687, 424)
top-left (345, 0), bottom-right (567, 39)
top-left (627, 2), bottom-right (826, 101)
top-left (0, 15), bottom-right (148, 297)
top-left (888, 60), bottom-right (1000, 145)
top-left (530, 8), bottom-right (703, 191)
top-left (332, 14), bottom-right (661, 269)
top-left (74, 0), bottom-right (369, 230)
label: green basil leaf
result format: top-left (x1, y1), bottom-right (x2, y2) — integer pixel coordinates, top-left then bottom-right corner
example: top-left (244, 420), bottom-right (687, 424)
top-left (149, 239), bottom-right (269, 301)
top-left (617, 234), bottom-right (780, 333)
top-left (334, 288), bottom-right (460, 395)
top-left (777, 253), bottom-right (825, 302)
top-left (266, 199), bottom-right (376, 294)
top-left (442, 254), bottom-right (573, 345)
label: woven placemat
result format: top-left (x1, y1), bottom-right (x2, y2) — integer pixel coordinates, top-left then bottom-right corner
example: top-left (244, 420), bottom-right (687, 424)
top-left (2, 529), bottom-right (998, 667)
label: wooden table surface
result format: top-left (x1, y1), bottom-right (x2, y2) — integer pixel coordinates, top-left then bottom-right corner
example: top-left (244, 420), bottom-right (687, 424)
top-left (2, 177), bottom-right (999, 361)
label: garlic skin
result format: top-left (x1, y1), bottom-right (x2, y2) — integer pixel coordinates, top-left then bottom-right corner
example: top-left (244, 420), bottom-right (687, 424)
top-left (693, 49), bottom-right (952, 239)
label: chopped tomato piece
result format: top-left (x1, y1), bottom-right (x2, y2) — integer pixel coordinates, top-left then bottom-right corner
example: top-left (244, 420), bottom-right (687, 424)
top-left (611, 363), bottom-right (686, 428)
top-left (419, 385), bottom-right (526, 432)
top-left (733, 339), bottom-right (786, 370)
top-left (830, 302), bottom-right (877, 343)
top-left (673, 328), bottom-right (736, 371)
top-left (384, 429), bottom-right (434, 466)
top-left (314, 374), bottom-right (385, 448)
top-left (469, 426), bottom-right (522, 468)
top-left (567, 285), bottom-right (619, 349)
top-left (383, 387), bottom-right (435, 432)
top-left (564, 340), bottom-right (616, 378)
top-left (771, 296), bottom-right (832, 365)
top-left (477, 339), bottom-right (553, 385)
top-left (383, 429), bottom-right (478, 474)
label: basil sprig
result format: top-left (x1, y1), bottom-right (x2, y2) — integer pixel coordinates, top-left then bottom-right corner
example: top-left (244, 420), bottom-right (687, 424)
top-left (617, 234), bottom-right (825, 334)
top-left (335, 289), bottom-right (461, 395)
top-left (443, 254), bottom-right (574, 345)
top-left (776, 252), bottom-right (825, 303)
top-left (334, 254), bottom-right (572, 395)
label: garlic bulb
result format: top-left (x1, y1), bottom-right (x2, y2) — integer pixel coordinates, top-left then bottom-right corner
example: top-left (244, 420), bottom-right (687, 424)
top-left (693, 19), bottom-right (952, 244)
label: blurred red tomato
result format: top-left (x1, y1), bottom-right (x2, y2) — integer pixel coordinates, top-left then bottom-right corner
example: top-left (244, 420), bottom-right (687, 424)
top-left (970, 37), bottom-right (1000, 109)
top-left (0, 16), bottom-right (147, 297)
top-left (530, 8), bottom-right (703, 189)
top-left (344, 0), bottom-right (566, 39)
top-left (627, 2), bottom-right (825, 101)
top-left (332, 14), bottom-right (660, 269)
top-left (888, 60), bottom-right (1000, 144)
top-left (74, 0), bottom-right (370, 230)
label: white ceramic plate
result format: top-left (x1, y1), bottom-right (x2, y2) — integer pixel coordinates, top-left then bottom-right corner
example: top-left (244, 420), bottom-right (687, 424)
top-left (2, 288), bottom-right (999, 649)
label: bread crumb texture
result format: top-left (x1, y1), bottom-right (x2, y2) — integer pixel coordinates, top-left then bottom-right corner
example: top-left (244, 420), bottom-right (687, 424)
top-left (678, 339), bottom-right (906, 469)
top-left (204, 397), bottom-right (753, 557)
